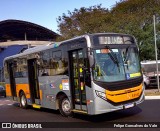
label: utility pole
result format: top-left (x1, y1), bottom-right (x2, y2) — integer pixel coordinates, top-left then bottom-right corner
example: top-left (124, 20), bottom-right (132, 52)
top-left (153, 15), bottom-right (160, 92)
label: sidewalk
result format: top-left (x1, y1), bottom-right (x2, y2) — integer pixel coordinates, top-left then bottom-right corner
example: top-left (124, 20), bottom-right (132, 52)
top-left (145, 88), bottom-right (160, 99)
top-left (145, 89), bottom-right (160, 96)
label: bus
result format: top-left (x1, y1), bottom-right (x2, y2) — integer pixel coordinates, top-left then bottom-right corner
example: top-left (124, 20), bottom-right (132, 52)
top-left (4, 33), bottom-right (144, 116)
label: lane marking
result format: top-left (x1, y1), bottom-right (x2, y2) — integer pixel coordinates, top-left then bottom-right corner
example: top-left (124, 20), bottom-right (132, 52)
top-left (145, 96), bottom-right (160, 100)
top-left (5, 100), bottom-right (11, 102)
top-left (0, 104), bottom-right (13, 106)
top-left (7, 104), bottom-right (13, 106)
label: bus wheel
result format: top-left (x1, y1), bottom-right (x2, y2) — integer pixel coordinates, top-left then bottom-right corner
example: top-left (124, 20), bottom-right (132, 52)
top-left (59, 95), bottom-right (73, 117)
top-left (20, 92), bottom-right (28, 109)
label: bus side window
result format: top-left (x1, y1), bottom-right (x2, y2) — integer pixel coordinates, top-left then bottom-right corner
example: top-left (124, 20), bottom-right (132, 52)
top-left (38, 50), bottom-right (68, 76)
top-left (51, 51), bottom-right (68, 75)
top-left (38, 50), bottom-right (50, 76)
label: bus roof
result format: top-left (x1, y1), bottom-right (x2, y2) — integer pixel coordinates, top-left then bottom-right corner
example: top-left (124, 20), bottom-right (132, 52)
top-left (4, 42), bottom-right (61, 61)
top-left (58, 33), bottom-right (134, 44)
top-left (4, 33), bottom-right (134, 61)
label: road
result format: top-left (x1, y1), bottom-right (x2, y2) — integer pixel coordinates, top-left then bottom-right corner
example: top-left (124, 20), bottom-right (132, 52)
top-left (0, 96), bottom-right (160, 129)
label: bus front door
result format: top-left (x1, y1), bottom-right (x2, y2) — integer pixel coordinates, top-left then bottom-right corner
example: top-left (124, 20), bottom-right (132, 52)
top-left (27, 59), bottom-right (40, 105)
top-left (70, 49), bottom-right (87, 112)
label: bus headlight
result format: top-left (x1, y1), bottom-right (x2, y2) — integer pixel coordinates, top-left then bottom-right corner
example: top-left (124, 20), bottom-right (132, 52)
top-left (95, 90), bottom-right (107, 100)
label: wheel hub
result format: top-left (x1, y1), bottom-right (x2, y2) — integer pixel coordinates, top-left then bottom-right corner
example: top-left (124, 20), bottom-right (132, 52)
top-left (21, 95), bottom-right (26, 106)
top-left (62, 99), bottom-right (71, 113)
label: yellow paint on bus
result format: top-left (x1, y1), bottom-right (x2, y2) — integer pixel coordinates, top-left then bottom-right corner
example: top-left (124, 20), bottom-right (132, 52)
top-left (5, 84), bottom-right (12, 96)
top-left (106, 84), bottom-right (143, 103)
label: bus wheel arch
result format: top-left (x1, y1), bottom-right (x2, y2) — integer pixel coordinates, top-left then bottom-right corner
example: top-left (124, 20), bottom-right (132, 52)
top-left (56, 92), bottom-right (73, 117)
top-left (19, 90), bottom-right (28, 109)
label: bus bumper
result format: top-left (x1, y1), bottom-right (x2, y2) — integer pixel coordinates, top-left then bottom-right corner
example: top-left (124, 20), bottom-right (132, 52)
top-left (91, 89), bottom-right (145, 115)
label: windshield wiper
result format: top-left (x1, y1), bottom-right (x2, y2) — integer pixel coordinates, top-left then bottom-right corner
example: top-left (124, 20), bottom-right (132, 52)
top-left (123, 45), bottom-right (131, 62)
top-left (105, 45), bottom-right (119, 66)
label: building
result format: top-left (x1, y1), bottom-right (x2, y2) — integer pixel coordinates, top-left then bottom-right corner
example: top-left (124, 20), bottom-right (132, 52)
top-left (0, 19), bottom-right (59, 81)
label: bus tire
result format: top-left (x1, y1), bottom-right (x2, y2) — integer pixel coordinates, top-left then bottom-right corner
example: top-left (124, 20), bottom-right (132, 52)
top-left (20, 92), bottom-right (28, 109)
top-left (59, 95), bottom-right (73, 117)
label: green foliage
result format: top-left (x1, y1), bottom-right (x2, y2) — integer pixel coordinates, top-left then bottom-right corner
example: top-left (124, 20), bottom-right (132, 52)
top-left (57, 0), bottom-right (160, 60)
top-left (57, 5), bottom-right (110, 40)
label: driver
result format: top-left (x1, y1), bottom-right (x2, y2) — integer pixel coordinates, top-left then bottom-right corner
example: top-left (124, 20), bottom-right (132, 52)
top-left (103, 58), bottom-right (117, 75)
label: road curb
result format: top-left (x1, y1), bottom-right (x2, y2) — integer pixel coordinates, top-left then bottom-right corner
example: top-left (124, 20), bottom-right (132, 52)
top-left (145, 96), bottom-right (160, 100)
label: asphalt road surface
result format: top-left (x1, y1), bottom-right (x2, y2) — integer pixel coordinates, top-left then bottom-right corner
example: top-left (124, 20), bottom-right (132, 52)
top-left (0, 96), bottom-right (160, 130)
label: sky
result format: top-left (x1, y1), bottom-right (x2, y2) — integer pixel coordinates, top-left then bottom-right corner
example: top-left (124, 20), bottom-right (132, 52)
top-left (0, 0), bottom-right (119, 33)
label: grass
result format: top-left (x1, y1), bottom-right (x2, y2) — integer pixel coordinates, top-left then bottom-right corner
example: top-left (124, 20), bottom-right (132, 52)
top-left (145, 88), bottom-right (160, 96)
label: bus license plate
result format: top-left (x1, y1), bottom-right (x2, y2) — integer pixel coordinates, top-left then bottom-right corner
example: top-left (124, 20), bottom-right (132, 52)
top-left (124, 103), bottom-right (134, 109)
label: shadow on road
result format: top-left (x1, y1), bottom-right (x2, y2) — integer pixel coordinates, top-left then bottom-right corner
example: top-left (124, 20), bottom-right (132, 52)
top-left (73, 106), bottom-right (142, 122)
top-left (12, 102), bottom-right (142, 122)
top-left (13, 103), bottom-right (60, 114)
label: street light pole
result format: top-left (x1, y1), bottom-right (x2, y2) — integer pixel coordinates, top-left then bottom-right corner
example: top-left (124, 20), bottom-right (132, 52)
top-left (153, 15), bottom-right (160, 92)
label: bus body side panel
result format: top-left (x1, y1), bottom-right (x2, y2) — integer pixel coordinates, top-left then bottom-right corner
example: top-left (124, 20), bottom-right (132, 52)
top-left (38, 75), bottom-right (71, 110)
top-left (5, 78), bottom-right (30, 102)
top-left (6, 75), bottom-right (71, 110)
top-left (5, 77), bottom-right (31, 104)
top-left (5, 79), bottom-right (12, 97)
top-left (14, 78), bottom-right (30, 101)
top-left (85, 84), bottom-right (95, 115)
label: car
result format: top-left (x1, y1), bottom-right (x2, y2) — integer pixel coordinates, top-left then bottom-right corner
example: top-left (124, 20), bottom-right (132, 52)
top-left (143, 74), bottom-right (150, 89)
top-left (0, 85), bottom-right (6, 97)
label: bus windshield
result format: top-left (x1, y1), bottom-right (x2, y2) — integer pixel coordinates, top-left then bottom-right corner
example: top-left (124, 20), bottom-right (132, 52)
top-left (93, 47), bottom-right (141, 82)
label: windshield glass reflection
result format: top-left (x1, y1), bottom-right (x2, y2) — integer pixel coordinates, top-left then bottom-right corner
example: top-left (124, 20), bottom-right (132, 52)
top-left (93, 47), bottom-right (141, 82)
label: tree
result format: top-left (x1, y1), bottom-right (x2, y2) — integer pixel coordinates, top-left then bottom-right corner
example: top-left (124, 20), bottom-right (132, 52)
top-left (57, 5), bottom-right (110, 40)
top-left (111, 0), bottom-right (160, 60)
top-left (56, 0), bottom-right (160, 60)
